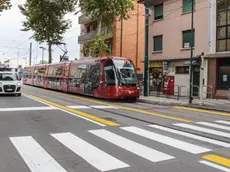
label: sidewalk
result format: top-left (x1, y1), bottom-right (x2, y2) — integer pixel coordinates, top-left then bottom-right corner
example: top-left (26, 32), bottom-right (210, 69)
top-left (138, 96), bottom-right (230, 112)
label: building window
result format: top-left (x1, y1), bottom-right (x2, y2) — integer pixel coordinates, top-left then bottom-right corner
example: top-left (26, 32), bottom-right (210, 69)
top-left (216, 0), bottom-right (230, 52)
top-left (176, 66), bottom-right (189, 74)
top-left (182, 30), bottom-right (195, 48)
top-left (183, 0), bottom-right (195, 13)
top-left (154, 4), bottom-right (163, 20)
top-left (153, 35), bottom-right (163, 51)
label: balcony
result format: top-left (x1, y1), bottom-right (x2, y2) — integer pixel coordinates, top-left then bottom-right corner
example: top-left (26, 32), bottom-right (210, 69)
top-left (78, 14), bottom-right (95, 24)
top-left (78, 28), bottom-right (112, 44)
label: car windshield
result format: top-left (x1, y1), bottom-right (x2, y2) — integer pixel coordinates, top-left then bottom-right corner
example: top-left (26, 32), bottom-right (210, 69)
top-left (113, 59), bottom-right (138, 86)
top-left (0, 73), bottom-right (18, 81)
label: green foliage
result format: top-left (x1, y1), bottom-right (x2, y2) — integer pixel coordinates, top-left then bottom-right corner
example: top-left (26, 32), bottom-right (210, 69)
top-left (78, 0), bottom-right (135, 28)
top-left (90, 33), bottom-right (112, 57)
top-left (19, 0), bottom-right (77, 63)
top-left (78, 0), bottom-right (134, 57)
top-left (0, 0), bottom-right (11, 13)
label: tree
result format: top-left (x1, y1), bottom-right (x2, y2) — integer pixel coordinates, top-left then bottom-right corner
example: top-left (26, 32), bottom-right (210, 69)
top-left (0, 0), bottom-right (11, 13)
top-left (78, 0), bottom-right (135, 57)
top-left (90, 33), bottom-right (112, 57)
top-left (78, 0), bottom-right (135, 33)
top-left (19, 0), bottom-right (77, 63)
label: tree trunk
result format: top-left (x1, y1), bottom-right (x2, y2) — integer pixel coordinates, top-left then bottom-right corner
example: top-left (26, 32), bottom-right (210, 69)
top-left (48, 43), bottom-right (52, 64)
top-left (98, 18), bottom-right (102, 34)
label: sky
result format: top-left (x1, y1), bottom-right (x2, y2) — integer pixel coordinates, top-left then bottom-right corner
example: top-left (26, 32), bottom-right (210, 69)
top-left (0, 0), bottom-right (81, 65)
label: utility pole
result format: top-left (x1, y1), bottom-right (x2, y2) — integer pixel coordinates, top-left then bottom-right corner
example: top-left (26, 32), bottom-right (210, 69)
top-left (144, 0), bottom-right (149, 96)
top-left (199, 52), bottom-right (204, 105)
top-left (39, 46), bottom-right (45, 64)
top-left (29, 42), bottom-right (32, 66)
top-left (120, 19), bottom-right (123, 57)
top-left (189, 0), bottom-right (194, 104)
top-left (135, 3), bottom-right (140, 69)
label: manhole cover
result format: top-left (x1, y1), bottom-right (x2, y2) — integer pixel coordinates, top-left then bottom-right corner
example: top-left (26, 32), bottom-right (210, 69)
top-left (103, 117), bottom-right (117, 122)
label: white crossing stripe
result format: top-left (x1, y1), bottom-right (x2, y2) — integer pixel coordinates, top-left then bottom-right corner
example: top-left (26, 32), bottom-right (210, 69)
top-left (196, 122), bottom-right (230, 131)
top-left (66, 105), bottom-right (90, 109)
top-left (10, 136), bottom-right (67, 172)
top-left (199, 160), bottom-right (230, 172)
top-left (216, 120), bottom-right (230, 126)
top-left (174, 123), bottom-right (230, 138)
top-left (149, 125), bottom-right (230, 147)
top-left (0, 106), bottom-right (58, 111)
top-left (89, 129), bottom-right (174, 162)
top-left (90, 105), bottom-right (118, 109)
top-left (51, 132), bottom-right (129, 172)
top-left (121, 126), bottom-right (211, 154)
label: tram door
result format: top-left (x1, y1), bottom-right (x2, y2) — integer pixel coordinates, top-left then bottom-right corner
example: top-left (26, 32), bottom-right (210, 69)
top-left (84, 63), bottom-right (100, 95)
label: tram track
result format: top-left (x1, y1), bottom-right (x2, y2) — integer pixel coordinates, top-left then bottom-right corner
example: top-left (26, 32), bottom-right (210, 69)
top-left (23, 86), bottom-right (230, 144)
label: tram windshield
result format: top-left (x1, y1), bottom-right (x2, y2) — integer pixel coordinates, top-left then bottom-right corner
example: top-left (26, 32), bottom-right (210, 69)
top-left (113, 59), bottom-right (138, 86)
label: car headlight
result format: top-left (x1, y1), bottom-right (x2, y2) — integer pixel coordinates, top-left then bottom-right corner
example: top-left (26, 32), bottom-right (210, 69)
top-left (0, 82), bottom-right (2, 86)
top-left (17, 82), bottom-right (21, 86)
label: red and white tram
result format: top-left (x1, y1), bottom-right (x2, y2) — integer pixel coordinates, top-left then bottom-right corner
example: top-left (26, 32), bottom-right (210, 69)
top-left (23, 56), bottom-right (140, 100)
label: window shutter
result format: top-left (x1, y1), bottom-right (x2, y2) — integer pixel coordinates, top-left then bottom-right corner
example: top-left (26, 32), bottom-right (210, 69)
top-left (154, 4), bottom-right (163, 19)
top-left (183, 0), bottom-right (195, 13)
top-left (154, 36), bottom-right (163, 51)
top-left (183, 30), bottom-right (195, 48)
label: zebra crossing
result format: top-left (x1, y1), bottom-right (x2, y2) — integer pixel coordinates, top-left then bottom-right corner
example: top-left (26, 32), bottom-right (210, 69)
top-left (9, 120), bottom-right (230, 172)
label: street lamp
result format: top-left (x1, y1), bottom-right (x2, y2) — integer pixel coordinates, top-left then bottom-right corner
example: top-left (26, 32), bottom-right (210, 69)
top-left (39, 46), bottom-right (46, 64)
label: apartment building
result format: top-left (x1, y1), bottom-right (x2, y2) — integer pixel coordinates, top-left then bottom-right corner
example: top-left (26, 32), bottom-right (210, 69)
top-left (138, 0), bottom-right (209, 96)
top-left (206, 0), bottom-right (230, 98)
top-left (78, 3), bottom-right (145, 73)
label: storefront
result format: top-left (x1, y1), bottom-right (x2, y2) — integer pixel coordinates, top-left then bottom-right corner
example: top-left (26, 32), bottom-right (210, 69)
top-left (149, 62), bottom-right (163, 92)
top-left (208, 57), bottom-right (230, 98)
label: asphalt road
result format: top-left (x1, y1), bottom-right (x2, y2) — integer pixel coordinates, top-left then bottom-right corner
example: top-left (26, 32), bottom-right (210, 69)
top-left (0, 85), bottom-right (229, 172)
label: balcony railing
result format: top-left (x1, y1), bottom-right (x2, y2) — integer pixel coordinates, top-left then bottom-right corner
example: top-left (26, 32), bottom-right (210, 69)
top-left (78, 28), bottom-right (112, 44)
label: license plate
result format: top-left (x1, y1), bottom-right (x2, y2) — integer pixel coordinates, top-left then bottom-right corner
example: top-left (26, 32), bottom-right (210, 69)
top-left (7, 89), bottom-right (13, 91)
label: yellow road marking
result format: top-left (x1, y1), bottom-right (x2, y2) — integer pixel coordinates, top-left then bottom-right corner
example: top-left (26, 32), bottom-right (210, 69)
top-left (24, 93), bottom-right (120, 127)
top-left (25, 87), bottom-right (192, 123)
top-left (202, 154), bottom-right (230, 168)
top-left (174, 106), bottom-right (230, 117)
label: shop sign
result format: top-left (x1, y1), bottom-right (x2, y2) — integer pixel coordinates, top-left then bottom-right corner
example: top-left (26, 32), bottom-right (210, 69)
top-left (184, 42), bottom-right (190, 48)
top-left (149, 62), bottom-right (163, 68)
top-left (163, 61), bottom-right (168, 73)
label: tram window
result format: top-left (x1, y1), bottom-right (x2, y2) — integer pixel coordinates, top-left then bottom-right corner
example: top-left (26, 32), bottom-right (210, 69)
top-left (90, 63), bottom-right (100, 87)
top-left (55, 66), bottom-right (64, 76)
top-left (104, 66), bottom-right (116, 85)
top-left (104, 60), bottom-right (117, 86)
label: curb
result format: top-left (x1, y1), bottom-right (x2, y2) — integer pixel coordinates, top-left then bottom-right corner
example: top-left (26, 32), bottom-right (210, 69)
top-left (138, 99), bottom-right (188, 106)
top-left (138, 99), bottom-right (230, 113)
top-left (183, 104), bottom-right (230, 113)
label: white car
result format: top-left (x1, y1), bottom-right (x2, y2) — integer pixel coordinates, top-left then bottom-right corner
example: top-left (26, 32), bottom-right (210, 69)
top-left (0, 71), bottom-right (22, 96)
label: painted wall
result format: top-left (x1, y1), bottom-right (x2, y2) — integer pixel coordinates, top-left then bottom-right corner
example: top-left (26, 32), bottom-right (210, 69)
top-left (113, 3), bottom-right (145, 73)
top-left (149, 0), bottom-right (209, 61)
